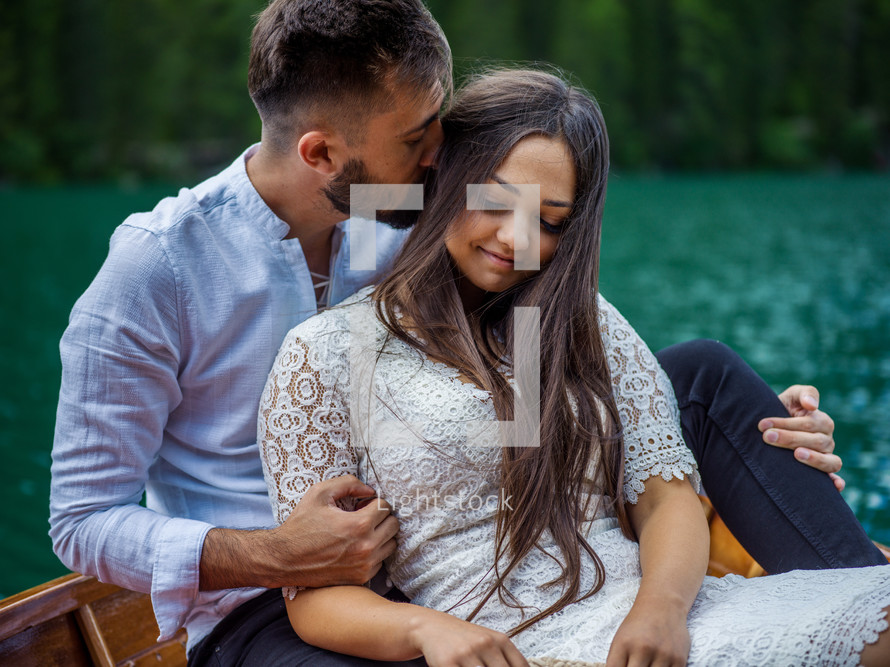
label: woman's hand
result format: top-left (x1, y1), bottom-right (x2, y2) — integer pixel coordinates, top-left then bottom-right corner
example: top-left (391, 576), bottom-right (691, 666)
top-left (409, 607), bottom-right (529, 667)
top-left (606, 595), bottom-right (690, 667)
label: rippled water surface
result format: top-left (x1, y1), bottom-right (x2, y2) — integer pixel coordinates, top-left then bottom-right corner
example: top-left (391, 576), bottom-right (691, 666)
top-left (1, 174), bottom-right (888, 598)
top-left (601, 174), bottom-right (890, 545)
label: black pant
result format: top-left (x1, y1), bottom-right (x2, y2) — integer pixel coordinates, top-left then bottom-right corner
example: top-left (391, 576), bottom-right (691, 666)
top-left (188, 588), bottom-right (425, 666)
top-left (190, 339), bottom-right (886, 665)
top-left (657, 339), bottom-right (885, 572)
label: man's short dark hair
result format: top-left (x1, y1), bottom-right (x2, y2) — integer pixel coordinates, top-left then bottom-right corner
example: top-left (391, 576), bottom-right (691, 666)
top-left (248, 0), bottom-right (451, 149)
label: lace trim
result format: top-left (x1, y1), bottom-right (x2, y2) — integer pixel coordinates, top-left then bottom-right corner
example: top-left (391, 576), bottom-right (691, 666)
top-left (595, 293), bottom-right (701, 502)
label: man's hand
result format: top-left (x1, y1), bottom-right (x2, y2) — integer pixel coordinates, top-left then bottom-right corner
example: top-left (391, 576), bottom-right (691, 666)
top-left (758, 385), bottom-right (845, 490)
top-left (200, 475), bottom-right (399, 591)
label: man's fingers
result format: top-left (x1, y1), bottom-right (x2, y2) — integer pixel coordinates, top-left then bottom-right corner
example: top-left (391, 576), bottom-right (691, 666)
top-left (829, 472), bottom-right (846, 492)
top-left (760, 413), bottom-right (833, 436)
top-left (364, 560), bottom-right (384, 583)
top-left (778, 384), bottom-right (821, 414)
top-left (762, 419), bottom-right (844, 472)
top-left (800, 391), bottom-right (819, 411)
top-left (762, 426), bottom-right (835, 454)
top-left (355, 496), bottom-right (394, 527)
top-left (373, 496), bottom-right (393, 513)
top-left (791, 384), bottom-right (820, 411)
top-left (375, 513), bottom-right (400, 541)
top-left (317, 474), bottom-right (377, 502)
top-left (793, 448), bottom-right (843, 473)
top-left (375, 535), bottom-right (398, 562)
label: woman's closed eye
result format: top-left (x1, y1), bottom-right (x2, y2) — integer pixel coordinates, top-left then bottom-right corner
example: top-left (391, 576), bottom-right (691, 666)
top-left (482, 200), bottom-right (564, 232)
top-left (481, 198), bottom-right (511, 211)
top-left (540, 218), bottom-right (564, 234)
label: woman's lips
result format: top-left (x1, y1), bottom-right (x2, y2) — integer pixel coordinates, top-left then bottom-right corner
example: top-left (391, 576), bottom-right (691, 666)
top-left (480, 247), bottom-right (514, 268)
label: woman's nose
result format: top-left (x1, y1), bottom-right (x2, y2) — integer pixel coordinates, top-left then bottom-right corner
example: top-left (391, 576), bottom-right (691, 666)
top-left (496, 212), bottom-right (531, 252)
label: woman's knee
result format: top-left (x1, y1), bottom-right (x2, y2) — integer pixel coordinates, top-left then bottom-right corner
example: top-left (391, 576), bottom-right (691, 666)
top-left (657, 339), bottom-right (737, 369)
top-left (656, 339), bottom-right (744, 394)
top-left (657, 339), bottom-right (784, 424)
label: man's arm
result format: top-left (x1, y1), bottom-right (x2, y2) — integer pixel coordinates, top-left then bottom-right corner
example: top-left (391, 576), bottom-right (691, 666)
top-left (50, 224), bottom-right (399, 637)
top-left (198, 475), bottom-right (398, 591)
top-left (49, 224), bottom-right (207, 638)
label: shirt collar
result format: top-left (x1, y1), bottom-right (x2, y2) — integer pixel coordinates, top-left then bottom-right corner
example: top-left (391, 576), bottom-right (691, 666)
top-left (225, 144), bottom-right (292, 241)
top-left (224, 146), bottom-right (373, 282)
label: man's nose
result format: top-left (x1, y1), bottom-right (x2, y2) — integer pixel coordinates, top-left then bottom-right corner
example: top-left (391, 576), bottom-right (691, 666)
top-left (418, 119), bottom-right (443, 168)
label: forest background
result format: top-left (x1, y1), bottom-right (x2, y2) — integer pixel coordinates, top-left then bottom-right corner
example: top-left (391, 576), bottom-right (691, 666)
top-left (2, 0), bottom-right (889, 184)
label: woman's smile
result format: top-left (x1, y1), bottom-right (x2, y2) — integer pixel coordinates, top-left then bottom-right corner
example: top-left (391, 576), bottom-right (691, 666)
top-left (479, 246), bottom-right (514, 268)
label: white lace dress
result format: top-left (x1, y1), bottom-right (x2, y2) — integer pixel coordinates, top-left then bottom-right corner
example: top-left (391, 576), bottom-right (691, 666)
top-left (259, 287), bottom-right (890, 666)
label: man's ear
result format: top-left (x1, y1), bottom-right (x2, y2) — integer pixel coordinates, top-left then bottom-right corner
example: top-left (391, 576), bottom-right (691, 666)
top-left (297, 131), bottom-right (347, 176)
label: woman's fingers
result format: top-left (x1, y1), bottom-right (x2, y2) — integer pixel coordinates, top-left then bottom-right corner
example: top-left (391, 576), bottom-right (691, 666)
top-left (609, 647), bottom-right (686, 667)
top-left (472, 636), bottom-right (529, 667)
top-left (419, 615), bottom-right (528, 667)
top-left (605, 643), bottom-right (628, 667)
top-left (504, 642), bottom-right (531, 667)
top-left (462, 652), bottom-right (508, 667)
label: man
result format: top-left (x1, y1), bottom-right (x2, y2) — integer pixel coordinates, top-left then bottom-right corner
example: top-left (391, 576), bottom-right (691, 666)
top-left (49, 1), bottom-right (884, 665)
top-left (51, 2), bottom-right (446, 664)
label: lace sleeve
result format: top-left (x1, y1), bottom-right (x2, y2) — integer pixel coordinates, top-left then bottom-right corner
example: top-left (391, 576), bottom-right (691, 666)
top-left (258, 322), bottom-right (355, 597)
top-left (597, 294), bottom-right (701, 504)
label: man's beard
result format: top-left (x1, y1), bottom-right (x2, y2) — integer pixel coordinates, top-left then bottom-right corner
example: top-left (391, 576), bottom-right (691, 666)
top-left (323, 158), bottom-right (422, 230)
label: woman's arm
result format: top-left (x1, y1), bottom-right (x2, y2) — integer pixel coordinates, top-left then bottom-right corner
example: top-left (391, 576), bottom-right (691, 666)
top-left (596, 293), bottom-right (707, 665)
top-left (286, 586), bottom-right (529, 666)
top-left (606, 476), bottom-right (709, 667)
top-left (259, 328), bottom-right (527, 666)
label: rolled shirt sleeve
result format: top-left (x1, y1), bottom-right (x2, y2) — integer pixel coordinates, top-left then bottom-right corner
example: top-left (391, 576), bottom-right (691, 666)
top-left (50, 223), bottom-right (213, 637)
top-left (47, 146), bottom-right (412, 648)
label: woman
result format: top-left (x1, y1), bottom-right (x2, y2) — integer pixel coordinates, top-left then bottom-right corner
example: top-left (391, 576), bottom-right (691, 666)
top-left (258, 68), bottom-right (890, 666)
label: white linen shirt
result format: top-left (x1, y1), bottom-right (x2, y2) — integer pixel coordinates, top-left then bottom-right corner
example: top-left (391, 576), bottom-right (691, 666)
top-left (48, 145), bottom-right (409, 649)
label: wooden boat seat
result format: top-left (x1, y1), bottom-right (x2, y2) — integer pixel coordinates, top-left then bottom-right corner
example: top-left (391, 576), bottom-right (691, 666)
top-left (2, 497), bottom-right (884, 665)
top-left (0, 573), bottom-right (187, 666)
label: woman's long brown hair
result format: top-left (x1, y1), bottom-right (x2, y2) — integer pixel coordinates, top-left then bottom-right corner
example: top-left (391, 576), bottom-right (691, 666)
top-left (373, 67), bottom-right (633, 636)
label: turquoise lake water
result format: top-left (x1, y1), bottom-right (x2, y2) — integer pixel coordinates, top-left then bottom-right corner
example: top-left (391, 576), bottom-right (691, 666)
top-left (1, 173), bottom-right (888, 599)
